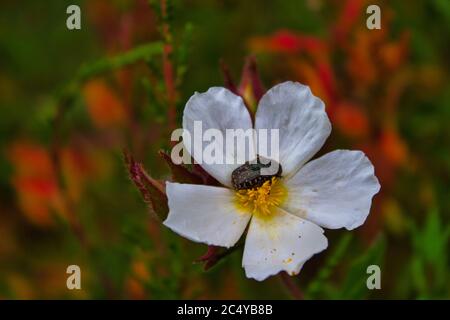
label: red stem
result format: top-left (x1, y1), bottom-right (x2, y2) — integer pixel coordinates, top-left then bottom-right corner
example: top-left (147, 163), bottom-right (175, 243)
top-left (161, 0), bottom-right (177, 133)
top-left (279, 272), bottom-right (304, 300)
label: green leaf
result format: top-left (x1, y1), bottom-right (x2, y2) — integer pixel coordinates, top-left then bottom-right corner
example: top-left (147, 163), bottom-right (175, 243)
top-left (306, 233), bottom-right (353, 298)
top-left (338, 235), bottom-right (386, 299)
top-left (409, 208), bottom-right (449, 296)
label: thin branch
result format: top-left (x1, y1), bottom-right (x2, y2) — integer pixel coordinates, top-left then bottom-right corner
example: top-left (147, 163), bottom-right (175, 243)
top-left (279, 272), bottom-right (304, 300)
top-left (77, 42), bottom-right (163, 81)
top-left (160, 0), bottom-right (177, 133)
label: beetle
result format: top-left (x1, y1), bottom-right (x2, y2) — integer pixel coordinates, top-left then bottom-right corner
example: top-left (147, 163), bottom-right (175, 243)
top-left (231, 156), bottom-right (282, 190)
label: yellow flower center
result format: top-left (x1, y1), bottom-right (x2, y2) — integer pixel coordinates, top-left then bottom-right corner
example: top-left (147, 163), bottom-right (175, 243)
top-left (234, 177), bottom-right (287, 219)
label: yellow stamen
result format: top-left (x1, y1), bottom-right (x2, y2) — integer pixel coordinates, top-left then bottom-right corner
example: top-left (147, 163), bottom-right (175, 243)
top-left (234, 177), bottom-right (287, 219)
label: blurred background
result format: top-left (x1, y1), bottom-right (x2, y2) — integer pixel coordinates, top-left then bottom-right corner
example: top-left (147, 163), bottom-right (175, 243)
top-left (0, 0), bottom-right (449, 299)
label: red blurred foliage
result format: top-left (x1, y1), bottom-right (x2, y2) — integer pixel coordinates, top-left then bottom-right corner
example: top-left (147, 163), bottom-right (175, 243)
top-left (220, 56), bottom-right (266, 116)
top-left (86, 0), bottom-right (157, 53)
top-left (249, 0), bottom-right (410, 239)
top-left (8, 142), bottom-right (66, 226)
top-left (249, 30), bottom-right (327, 55)
top-left (7, 141), bottom-right (102, 227)
top-left (332, 0), bottom-right (365, 43)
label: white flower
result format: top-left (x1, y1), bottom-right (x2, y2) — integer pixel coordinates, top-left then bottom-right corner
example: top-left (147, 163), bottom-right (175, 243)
top-left (163, 81), bottom-right (380, 281)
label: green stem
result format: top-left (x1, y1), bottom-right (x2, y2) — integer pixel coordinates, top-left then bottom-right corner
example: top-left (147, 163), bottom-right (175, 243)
top-left (77, 42), bottom-right (163, 81)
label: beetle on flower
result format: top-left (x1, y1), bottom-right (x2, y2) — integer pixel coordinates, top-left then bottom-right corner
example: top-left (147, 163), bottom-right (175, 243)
top-left (163, 81), bottom-right (380, 281)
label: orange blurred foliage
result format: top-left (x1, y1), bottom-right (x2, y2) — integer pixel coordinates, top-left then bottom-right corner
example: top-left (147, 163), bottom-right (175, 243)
top-left (8, 141), bottom-right (105, 227)
top-left (8, 142), bottom-right (67, 226)
top-left (334, 102), bottom-right (370, 138)
top-left (82, 79), bottom-right (129, 129)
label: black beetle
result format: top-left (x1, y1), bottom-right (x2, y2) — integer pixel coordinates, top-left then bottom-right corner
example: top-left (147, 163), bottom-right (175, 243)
top-left (231, 156), bottom-right (282, 190)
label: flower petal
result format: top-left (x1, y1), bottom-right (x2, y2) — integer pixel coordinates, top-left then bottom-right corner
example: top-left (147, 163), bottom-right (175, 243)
top-left (284, 150), bottom-right (381, 230)
top-left (255, 81), bottom-right (331, 177)
top-left (163, 182), bottom-right (251, 248)
top-left (183, 87), bottom-right (255, 187)
top-left (242, 209), bottom-right (328, 281)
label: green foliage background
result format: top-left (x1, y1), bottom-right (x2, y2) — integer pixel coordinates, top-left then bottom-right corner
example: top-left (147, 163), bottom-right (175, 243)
top-left (0, 0), bottom-right (448, 299)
